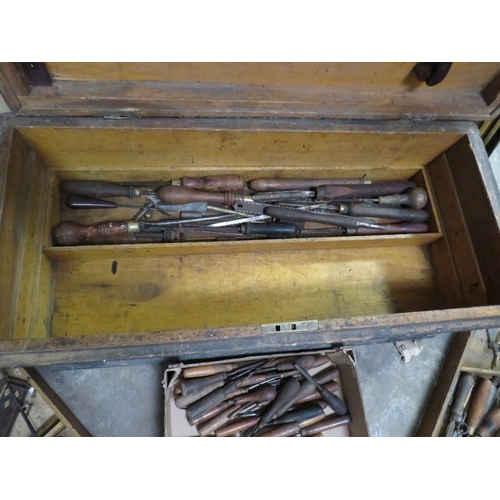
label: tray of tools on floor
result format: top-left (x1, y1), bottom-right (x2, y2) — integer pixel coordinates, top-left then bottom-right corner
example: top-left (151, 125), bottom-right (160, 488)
top-left (164, 350), bottom-right (369, 437)
top-left (52, 175), bottom-right (430, 245)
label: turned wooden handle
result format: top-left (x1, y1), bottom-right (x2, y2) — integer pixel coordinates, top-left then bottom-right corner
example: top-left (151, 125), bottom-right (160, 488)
top-left (274, 403), bottom-right (326, 425)
top-left (187, 401), bottom-right (232, 426)
top-left (180, 373), bottom-right (227, 395)
top-left (180, 175), bottom-right (246, 192)
top-left (475, 406), bottom-right (500, 437)
top-left (233, 386), bottom-right (277, 405)
top-left (249, 177), bottom-right (368, 191)
top-left (197, 405), bottom-right (242, 437)
top-left (61, 180), bottom-right (139, 198)
top-left (215, 417), bottom-right (260, 437)
top-left (275, 366), bottom-right (340, 418)
top-left (450, 373), bottom-right (476, 422)
top-left (466, 378), bottom-right (494, 434)
top-left (174, 381), bottom-right (226, 409)
top-left (182, 363), bottom-right (238, 378)
top-left (52, 220), bottom-right (131, 246)
top-left (277, 355), bottom-right (317, 371)
top-left (346, 204), bottom-right (429, 223)
top-left (258, 378), bottom-right (301, 430)
top-left (377, 187), bottom-right (428, 209)
top-left (295, 381), bottom-right (340, 405)
top-left (256, 422), bottom-right (301, 437)
top-left (300, 414), bottom-right (351, 436)
top-left (157, 185), bottom-right (235, 206)
top-left (315, 181), bottom-right (416, 201)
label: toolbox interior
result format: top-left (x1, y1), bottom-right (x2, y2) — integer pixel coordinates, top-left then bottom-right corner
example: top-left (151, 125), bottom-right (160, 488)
top-left (0, 124), bottom-right (495, 341)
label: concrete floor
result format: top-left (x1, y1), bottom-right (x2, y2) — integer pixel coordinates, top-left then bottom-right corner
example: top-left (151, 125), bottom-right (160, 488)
top-left (22, 139), bottom-right (500, 437)
top-left (35, 334), bottom-right (453, 437)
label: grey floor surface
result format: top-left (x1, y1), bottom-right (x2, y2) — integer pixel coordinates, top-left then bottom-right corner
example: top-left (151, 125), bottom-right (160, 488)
top-left (36, 333), bottom-right (452, 437)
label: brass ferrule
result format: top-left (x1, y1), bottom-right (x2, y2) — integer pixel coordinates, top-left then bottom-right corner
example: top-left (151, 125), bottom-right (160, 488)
top-left (127, 221), bottom-right (141, 233)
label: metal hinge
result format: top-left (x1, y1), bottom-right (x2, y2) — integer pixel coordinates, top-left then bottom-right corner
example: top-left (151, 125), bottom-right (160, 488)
top-left (261, 320), bottom-right (319, 335)
top-left (103, 114), bottom-right (133, 120)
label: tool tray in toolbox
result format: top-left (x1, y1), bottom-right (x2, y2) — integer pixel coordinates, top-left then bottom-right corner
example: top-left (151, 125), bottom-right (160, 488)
top-left (1, 63), bottom-right (500, 367)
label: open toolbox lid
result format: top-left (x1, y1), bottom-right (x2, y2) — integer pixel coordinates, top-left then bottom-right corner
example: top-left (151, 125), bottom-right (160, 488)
top-left (1, 62), bottom-right (500, 121)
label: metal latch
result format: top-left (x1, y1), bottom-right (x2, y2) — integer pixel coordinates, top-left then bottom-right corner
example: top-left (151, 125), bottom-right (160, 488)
top-left (261, 320), bottom-right (319, 335)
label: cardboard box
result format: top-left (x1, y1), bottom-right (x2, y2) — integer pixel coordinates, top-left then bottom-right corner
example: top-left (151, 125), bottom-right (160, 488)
top-left (164, 349), bottom-right (369, 437)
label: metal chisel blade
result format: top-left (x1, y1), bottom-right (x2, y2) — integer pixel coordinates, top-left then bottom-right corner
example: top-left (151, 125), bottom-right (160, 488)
top-left (232, 200), bottom-right (271, 215)
top-left (208, 215), bottom-right (271, 227)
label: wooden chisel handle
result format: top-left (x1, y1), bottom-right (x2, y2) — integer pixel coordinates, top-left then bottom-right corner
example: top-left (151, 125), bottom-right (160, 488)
top-left (180, 373), bottom-right (227, 395)
top-left (174, 380), bottom-right (226, 409)
top-left (249, 178), bottom-right (369, 191)
top-left (255, 413), bottom-right (327, 437)
top-left (187, 401), bottom-right (232, 426)
top-left (52, 220), bottom-right (136, 246)
top-left (475, 406), bottom-right (500, 437)
top-left (232, 386), bottom-right (277, 405)
top-left (345, 204), bottom-right (429, 223)
top-left (376, 187), bottom-right (428, 209)
top-left (294, 381), bottom-right (340, 405)
top-left (257, 378), bottom-right (301, 431)
top-left (215, 417), bottom-right (260, 437)
top-left (157, 185), bottom-right (249, 206)
top-left (178, 175), bottom-right (246, 192)
top-left (315, 181), bottom-right (416, 201)
top-left (61, 180), bottom-right (142, 198)
top-left (300, 414), bottom-right (351, 436)
top-left (466, 378), bottom-right (494, 435)
top-left (197, 405), bottom-right (242, 436)
top-left (450, 373), bottom-right (475, 422)
top-left (183, 363), bottom-right (239, 378)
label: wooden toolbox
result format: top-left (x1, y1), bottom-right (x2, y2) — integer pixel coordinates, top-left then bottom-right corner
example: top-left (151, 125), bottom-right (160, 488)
top-left (1, 63), bottom-right (500, 368)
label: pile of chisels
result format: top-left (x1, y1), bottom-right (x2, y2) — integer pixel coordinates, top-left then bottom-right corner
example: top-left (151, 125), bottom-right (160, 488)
top-left (52, 175), bottom-right (430, 245)
top-left (444, 371), bottom-right (500, 437)
top-left (171, 354), bottom-right (351, 437)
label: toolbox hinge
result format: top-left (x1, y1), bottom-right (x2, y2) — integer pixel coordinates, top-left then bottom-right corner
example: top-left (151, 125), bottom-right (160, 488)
top-left (103, 114), bottom-right (133, 120)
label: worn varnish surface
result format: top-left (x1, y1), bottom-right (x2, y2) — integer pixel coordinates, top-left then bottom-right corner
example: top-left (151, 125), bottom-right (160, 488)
top-left (52, 246), bottom-right (436, 337)
top-left (8, 63), bottom-right (498, 121)
top-left (16, 127), bottom-right (463, 171)
top-left (43, 63), bottom-right (500, 92)
top-left (0, 129), bottom-right (53, 341)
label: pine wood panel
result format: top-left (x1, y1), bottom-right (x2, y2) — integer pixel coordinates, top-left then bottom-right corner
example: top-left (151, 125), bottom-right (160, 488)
top-left (426, 153), bottom-right (489, 307)
top-left (43, 234), bottom-right (441, 261)
top-left (45, 63), bottom-right (500, 93)
top-left (51, 246), bottom-right (436, 338)
top-left (0, 131), bottom-right (34, 340)
top-left (11, 154), bottom-right (54, 340)
top-left (16, 127), bottom-right (462, 171)
top-left (446, 134), bottom-right (500, 305)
